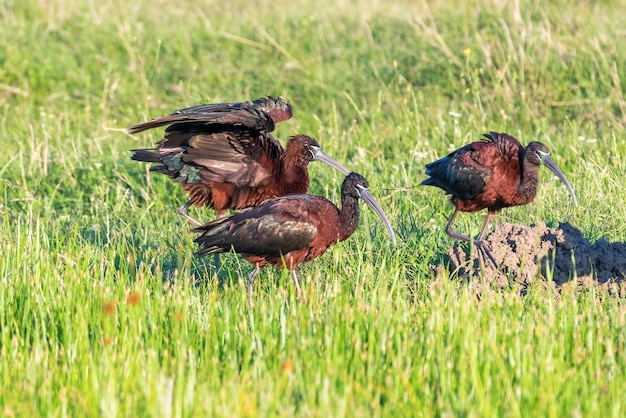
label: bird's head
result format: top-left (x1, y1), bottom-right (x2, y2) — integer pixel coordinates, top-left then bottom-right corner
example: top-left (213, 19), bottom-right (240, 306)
top-left (342, 172), bottom-right (397, 245)
top-left (526, 142), bottom-right (550, 165)
top-left (287, 135), bottom-right (351, 175)
top-left (527, 141), bottom-right (578, 207)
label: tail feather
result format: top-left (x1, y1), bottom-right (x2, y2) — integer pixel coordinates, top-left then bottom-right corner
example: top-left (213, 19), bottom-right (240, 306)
top-left (420, 177), bottom-right (438, 187)
top-left (193, 219), bottom-right (234, 256)
top-left (130, 149), bottom-right (160, 163)
top-left (195, 245), bottom-right (226, 257)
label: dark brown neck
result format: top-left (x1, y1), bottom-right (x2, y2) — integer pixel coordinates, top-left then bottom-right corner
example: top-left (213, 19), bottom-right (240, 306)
top-left (338, 194), bottom-right (360, 242)
top-left (518, 152), bottom-right (540, 204)
top-left (278, 156), bottom-right (310, 194)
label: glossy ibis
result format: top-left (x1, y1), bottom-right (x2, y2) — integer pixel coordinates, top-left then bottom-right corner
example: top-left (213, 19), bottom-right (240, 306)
top-left (193, 172), bottom-right (397, 307)
top-left (128, 96), bottom-right (350, 226)
top-left (421, 131), bottom-right (578, 266)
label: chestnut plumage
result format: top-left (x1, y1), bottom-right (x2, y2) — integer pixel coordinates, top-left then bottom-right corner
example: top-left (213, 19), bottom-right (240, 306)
top-left (421, 131), bottom-right (578, 266)
top-left (129, 96), bottom-right (349, 225)
top-left (193, 172), bottom-right (396, 306)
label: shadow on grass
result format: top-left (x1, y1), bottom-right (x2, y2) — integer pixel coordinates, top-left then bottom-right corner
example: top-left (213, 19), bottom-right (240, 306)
top-left (79, 218), bottom-right (298, 302)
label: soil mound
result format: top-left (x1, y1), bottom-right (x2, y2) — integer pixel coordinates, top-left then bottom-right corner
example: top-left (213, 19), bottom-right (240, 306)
top-left (447, 222), bottom-right (626, 291)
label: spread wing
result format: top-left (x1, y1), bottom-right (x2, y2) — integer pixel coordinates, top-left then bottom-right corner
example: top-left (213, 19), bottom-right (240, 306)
top-left (130, 96), bottom-right (291, 187)
top-left (193, 196), bottom-right (321, 257)
top-left (127, 96), bottom-right (292, 136)
top-left (181, 131), bottom-right (282, 187)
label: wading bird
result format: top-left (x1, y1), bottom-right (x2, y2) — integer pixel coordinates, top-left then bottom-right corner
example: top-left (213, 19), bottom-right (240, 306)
top-left (129, 96), bottom-right (350, 226)
top-left (193, 172), bottom-right (397, 307)
top-left (421, 132), bottom-right (578, 266)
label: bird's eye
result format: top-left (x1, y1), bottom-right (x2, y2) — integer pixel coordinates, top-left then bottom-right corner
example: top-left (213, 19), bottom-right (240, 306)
top-left (536, 150), bottom-right (550, 159)
top-left (355, 184), bottom-right (367, 196)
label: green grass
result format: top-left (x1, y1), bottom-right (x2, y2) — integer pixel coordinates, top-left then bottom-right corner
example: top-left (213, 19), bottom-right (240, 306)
top-left (1, 0), bottom-right (626, 416)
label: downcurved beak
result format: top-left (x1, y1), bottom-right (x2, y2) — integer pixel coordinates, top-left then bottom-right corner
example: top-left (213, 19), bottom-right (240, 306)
top-left (356, 185), bottom-right (397, 246)
top-left (541, 153), bottom-right (578, 207)
top-left (310, 146), bottom-right (351, 175)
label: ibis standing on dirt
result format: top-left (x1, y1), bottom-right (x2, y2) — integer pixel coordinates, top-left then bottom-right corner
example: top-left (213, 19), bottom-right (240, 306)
top-left (421, 132), bottom-right (578, 265)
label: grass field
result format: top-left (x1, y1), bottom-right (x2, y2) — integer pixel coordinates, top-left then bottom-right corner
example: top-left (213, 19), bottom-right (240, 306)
top-left (1, 0), bottom-right (626, 416)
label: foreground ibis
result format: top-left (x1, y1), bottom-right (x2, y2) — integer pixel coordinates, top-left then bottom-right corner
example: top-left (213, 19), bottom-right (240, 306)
top-left (421, 132), bottom-right (578, 266)
top-left (193, 172), bottom-right (396, 307)
top-left (129, 96), bottom-right (349, 225)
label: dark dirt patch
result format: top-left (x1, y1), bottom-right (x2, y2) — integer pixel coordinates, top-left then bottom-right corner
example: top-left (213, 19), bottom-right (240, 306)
top-left (446, 222), bottom-right (626, 293)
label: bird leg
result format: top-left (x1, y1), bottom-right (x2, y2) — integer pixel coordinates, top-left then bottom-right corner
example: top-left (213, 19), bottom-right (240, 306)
top-left (445, 209), bottom-right (498, 268)
top-left (474, 211), bottom-right (498, 268)
top-left (177, 200), bottom-right (202, 227)
top-left (247, 265), bottom-right (260, 308)
top-left (290, 269), bottom-right (304, 301)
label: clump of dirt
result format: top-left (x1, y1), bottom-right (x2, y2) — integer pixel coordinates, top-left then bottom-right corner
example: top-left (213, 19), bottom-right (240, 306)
top-left (447, 222), bottom-right (626, 292)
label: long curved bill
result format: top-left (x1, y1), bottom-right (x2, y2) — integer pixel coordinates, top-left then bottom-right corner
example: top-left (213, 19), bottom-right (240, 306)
top-left (311, 146), bottom-right (351, 175)
top-left (356, 185), bottom-right (397, 245)
top-left (541, 153), bottom-right (578, 206)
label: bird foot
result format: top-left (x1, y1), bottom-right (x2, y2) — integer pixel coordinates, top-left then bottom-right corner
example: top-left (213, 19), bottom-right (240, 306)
top-left (179, 212), bottom-right (203, 227)
top-left (177, 202), bottom-right (203, 227)
top-left (290, 270), bottom-right (306, 302)
top-left (474, 240), bottom-right (499, 269)
top-left (247, 267), bottom-right (260, 309)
